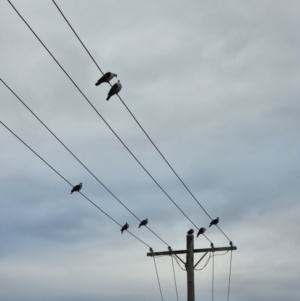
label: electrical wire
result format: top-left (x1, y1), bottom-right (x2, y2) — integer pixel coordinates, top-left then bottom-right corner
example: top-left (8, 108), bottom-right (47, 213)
top-left (50, 0), bottom-right (232, 243)
top-left (203, 234), bottom-right (212, 243)
top-left (7, 0), bottom-right (202, 237)
top-left (171, 255), bottom-right (180, 301)
top-left (212, 252), bottom-right (215, 301)
top-left (227, 251), bottom-right (233, 301)
top-left (194, 252), bottom-right (212, 271)
top-left (152, 256), bottom-right (164, 301)
top-left (212, 250), bottom-right (229, 257)
top-left (172, 254), bottom-right (186, 271)
top-left (1, 78), bottom-right (169, 248)
top-left (0, 121), bottom-right (152, 249)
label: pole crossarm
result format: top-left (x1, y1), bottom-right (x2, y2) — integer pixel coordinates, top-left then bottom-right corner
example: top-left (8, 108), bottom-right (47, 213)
top-left (194, 252), bottom-right (209, 268)
top-left (146, 236), bottom-right (237, 301)
top-left (147, 246), bottom-right (237, 257)
top-left (173, 253), bottom-right (186, 266)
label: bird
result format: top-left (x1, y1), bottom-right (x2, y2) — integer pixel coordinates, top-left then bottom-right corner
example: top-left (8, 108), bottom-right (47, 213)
top-left (211, 242), bottom-right (214, 248)
top-left (138, 218), bottom-right (148, 228)
top-left (187, 229), bottom-right (194, 235)
top-left (149, 247), bottom-right (154, 253)
top-left (197, 227), bottom-right (206, 237)
top-left (106, 80), bottom-right (122, 100)
top-left (70, 183), bottom-right (82, 194)
top-left (209, 217), bottom-right (219, 227)
top-left (121, 222), bottom-right (129, 234)
top-left (168, 246), bottom-right (172, 252)
top-left (95, 72), bottom-right (117, 86)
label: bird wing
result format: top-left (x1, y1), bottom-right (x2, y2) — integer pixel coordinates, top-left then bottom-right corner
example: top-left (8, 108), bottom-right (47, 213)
top-left (112, 83), bottom-right (118, 90)
top-left (104, 72), bottom-right (111, 79)
top-left (108, 83), bottom-right (118, 95)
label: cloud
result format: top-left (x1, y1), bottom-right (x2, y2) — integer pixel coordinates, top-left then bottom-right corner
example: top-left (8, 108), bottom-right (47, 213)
top-left (1, 0), bottom-right (300, 300)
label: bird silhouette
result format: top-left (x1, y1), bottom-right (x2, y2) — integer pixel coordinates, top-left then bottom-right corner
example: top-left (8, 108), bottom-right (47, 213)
top-left (95, 72), bottom-right (117, 86)
top-left (209, 217), bottom-right (219, 227)
top-left (70, 183), bottom-right (82, 194)
top-left (106, 80), bottom-right (122, 100)
top-left (121, 222), bottom-right (129, 234)
top-left (197, 227), bottom-right (206, 237)
top-left (187, 229), bottom-right (194, 235)
top-left (138, 218), bottom-right (148, 228)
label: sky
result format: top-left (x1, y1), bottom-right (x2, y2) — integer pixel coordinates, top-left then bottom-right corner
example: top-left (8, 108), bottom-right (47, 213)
top-left (1, 0), bottom-right (300, 300)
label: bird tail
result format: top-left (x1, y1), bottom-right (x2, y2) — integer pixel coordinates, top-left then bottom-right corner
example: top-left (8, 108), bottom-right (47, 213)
top-left (121, 230), bottom-right (123, 234)
top-left (106, 95), bottom-right (111, 101)
top-left (95, 80), bottom-right (102, 86)
top-left (138, 225), bottom-right (141, 228)
top-left (70, 191), bottom-right (73, 194)
top-left (209, 224), bottom-right (212, 227)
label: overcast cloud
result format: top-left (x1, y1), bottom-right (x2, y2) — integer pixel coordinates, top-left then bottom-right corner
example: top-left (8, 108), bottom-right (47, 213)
top-left (1, 0), bottom-right (300, 300)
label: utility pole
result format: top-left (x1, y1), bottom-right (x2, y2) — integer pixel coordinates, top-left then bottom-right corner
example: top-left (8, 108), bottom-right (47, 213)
top-left (186, 233), bottom-right (195, 301)
top-left (147, 234), bottom-right (237, 301)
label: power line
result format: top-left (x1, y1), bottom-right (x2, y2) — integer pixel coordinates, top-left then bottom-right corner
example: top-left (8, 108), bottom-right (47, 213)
top-left (7, 0), bottom-right (203, 238)
top-left (194, 252), bottom-right (212, 271)
top-left (0, 121), bottom-right (151, 249)
top-left (194, 250), bottom-right (229, 271)
top-left (213, 250), bottom-right (229, 257)
top-left (52, 0), bottom-right (105, 75)
top-left (227, 250), bottom-right (233, 301)
top-left (212, 252), bottom-right (215, 301)
top-left (170, 255), bottom-right (180, 301)
top-left (1, 78), bottom-right (169, 248)
top-left (203, 234), bottom-right (212, 244)
top-left (172, 254), bottom-right (186, 271)
top-left (152, 256), bottom-right (164, 301)
top-left (50, 0), bottom-right (232, 243)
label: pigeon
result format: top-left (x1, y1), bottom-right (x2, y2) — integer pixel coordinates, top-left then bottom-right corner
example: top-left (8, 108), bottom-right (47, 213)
top-left (95, 72), bottom-right (117, 86)
top-left (121, 222), bottom-right (129, 234)
top-left (138, 218), bottom-right (148, 228)
top-left (197, 227), bottom-right (206, 237)
top-left (71, 183), bottom-right (82, 194)
top-left (187, 229), bottom-right (194, 235)
top-left (106, 80), bottom-right (122, 101)
top-left (209, 217), bottom-right (219, 227)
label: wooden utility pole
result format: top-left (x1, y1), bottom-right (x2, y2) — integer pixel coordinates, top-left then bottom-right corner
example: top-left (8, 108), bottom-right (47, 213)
top-left (147, 234), bottom-right (237, 301)
top-left (186, 234), bottom-right (195, 301)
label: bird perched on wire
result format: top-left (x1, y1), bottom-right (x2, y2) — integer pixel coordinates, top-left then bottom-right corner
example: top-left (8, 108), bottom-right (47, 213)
top-left (187, 229), bottom-right (194, 235)
top-left (121, 222), bottom-right (129, 234)
top-left (106, 80), bottom-right (122, 100)
top-left (209, 217), bottom-right (219, 227)
top-left (70, 183), bottom-right (82, 194)
top-left (197, 227), bottom-right (206, 237)
top-left (95, 72), bottom-right (117, 86)
top-left (138, 218), bottom-right (148, 228)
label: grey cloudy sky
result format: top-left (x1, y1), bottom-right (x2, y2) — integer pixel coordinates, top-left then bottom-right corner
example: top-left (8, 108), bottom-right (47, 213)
top-left (1, 0), bottom-right (300, 300)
